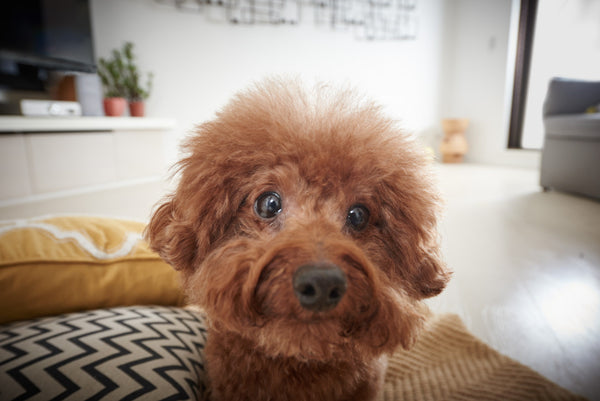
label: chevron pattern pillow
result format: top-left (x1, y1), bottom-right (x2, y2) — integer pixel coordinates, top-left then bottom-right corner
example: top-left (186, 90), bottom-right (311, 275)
top-left (0, 306), bottom-right (209, 400)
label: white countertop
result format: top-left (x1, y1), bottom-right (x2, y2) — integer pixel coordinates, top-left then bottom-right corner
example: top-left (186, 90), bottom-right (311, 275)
top-left (0, 116), bottom-right (177, 132)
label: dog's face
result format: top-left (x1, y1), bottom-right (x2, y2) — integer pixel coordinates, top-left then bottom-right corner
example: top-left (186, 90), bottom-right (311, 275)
top-left (147, 80), bottom-right (449, 360)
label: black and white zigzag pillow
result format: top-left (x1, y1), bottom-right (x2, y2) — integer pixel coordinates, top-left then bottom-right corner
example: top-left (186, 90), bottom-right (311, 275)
top-left (0, 306), bottom-right (209, 400)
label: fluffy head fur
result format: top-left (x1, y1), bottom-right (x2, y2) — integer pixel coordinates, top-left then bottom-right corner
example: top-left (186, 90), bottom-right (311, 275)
top-left (146, 79), bottom-right (450, 401)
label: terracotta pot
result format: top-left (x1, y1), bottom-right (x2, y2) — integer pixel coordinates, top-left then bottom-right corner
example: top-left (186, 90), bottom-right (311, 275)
top-left (440, 118), bottom-right (469, 163)
top-left (103, 97), bottom-right (127, 117)
top-left (129, 101), bottom-right (145, 117)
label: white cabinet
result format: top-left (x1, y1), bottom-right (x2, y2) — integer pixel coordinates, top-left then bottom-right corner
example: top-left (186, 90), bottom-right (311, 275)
top-left (0, 117), bottom-right (176, 214)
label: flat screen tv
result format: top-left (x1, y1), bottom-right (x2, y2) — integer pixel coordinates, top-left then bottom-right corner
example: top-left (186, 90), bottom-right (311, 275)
top-left (0, 0), bottom-right (95, 91)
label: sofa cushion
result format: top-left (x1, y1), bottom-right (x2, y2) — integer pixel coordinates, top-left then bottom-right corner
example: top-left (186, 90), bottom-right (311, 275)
top-left (0, 306), bottom-right (209, 400)
top-left (0, 215), bottom-right (185, 324)
top-left (543, 78), bottom-right (600, 116)
top-left (544, 113), bottom-right (600, 140)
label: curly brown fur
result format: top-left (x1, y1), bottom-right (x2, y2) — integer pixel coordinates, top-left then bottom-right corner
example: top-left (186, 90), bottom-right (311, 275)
top-left (146, 78), bottom-right (450, 401)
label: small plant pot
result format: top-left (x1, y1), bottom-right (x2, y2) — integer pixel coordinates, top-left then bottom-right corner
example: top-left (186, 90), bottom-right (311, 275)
top-left (103, 97), bottom-right (127, 117)
top-left (129, 101), bottom-right (145, 117)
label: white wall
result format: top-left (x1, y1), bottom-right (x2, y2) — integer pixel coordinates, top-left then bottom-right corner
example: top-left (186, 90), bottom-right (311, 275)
top-left (91, 0), bottom-right (541, 168)
top-left (440, 0), bottom-right (539, 168)
top-left (522, 0), bottom-right (600, 149)
top-left (91, 0), bottom-right (447, 166)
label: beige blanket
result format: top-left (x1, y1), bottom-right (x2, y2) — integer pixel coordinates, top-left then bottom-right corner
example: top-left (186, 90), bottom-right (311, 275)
top-left (382, 314), bottom-right (587, 401)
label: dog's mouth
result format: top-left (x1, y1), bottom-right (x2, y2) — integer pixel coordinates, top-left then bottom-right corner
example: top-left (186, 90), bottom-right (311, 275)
top-left (246, 251), bottom-right (412, 359)
top-left (250, 247), bottom-right (380, 326)
top-left (192, 233), bottom-right (423, 358)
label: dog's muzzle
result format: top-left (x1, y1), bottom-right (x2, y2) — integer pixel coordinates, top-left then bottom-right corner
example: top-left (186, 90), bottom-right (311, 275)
top-left (293, 263), bottom-right (347, 312)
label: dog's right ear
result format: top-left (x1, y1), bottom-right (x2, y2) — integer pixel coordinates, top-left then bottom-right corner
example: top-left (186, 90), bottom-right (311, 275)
top-left (145, 199), bottom-right (198, 271)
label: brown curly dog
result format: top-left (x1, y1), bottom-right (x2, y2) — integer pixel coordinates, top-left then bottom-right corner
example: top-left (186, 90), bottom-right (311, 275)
top-left (146, 79), bottom-right (450, 401)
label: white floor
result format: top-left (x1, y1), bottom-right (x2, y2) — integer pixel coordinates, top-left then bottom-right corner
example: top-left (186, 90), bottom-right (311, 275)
top-left (428, 164), bottom-right (600, 401)
top-left (2, 163), bottom-right (599, 399)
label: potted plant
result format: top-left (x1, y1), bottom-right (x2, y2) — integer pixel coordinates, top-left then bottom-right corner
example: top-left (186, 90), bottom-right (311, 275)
top-left (97, 51), bottom-right (128, 117)
top-left (97, 42), bottom-right (153, 117)
top-left (122, 42), bottom-right (153, 117)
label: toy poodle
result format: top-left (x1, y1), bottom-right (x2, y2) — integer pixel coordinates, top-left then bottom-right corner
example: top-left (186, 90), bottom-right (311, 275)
top-left (146, 78), bottom-right (450, 401)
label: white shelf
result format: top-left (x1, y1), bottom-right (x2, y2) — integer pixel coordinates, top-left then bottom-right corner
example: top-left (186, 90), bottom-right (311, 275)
top-left (0, 116), bottom-right (176, 132)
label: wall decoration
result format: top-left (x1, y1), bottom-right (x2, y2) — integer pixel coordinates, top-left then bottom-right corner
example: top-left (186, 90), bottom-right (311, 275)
top-left (155, 0), bottom-right (418, 40)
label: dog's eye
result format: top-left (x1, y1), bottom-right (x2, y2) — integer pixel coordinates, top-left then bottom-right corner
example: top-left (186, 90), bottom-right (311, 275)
top-left (347, 205), bottom-right (370, 231)
top-left (255, 192), bottom-right (282, 219)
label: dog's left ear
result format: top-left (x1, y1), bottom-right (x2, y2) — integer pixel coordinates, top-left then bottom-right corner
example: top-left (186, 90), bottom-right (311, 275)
top-left (383, 216), bottom-right (450, 299)
top-left (411, 242), bottom-right (450, 298)
top-left (379, 170), bottom-right (451, 299)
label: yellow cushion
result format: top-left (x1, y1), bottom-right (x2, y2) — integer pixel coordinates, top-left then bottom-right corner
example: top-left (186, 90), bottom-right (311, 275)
top-left (0, 215), bottom-right (185, 324)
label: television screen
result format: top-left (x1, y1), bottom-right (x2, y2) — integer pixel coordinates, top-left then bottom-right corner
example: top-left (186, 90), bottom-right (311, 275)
top-left (0, 0), bottom-right (95, 90)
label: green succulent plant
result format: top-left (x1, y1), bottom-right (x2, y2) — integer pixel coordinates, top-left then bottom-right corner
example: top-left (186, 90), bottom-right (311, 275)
top-left (97, 42), bottom-right (153, 101)
top-left (97, 54), bottom-right (127, 98)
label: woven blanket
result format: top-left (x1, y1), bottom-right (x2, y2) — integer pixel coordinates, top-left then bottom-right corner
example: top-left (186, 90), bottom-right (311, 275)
top-left (381, 313), bottom-right (586, 401)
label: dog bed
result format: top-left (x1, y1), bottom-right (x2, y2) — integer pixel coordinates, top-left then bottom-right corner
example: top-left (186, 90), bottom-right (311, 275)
top-left (0, 307), bottom-right (586, 401)
top-left (0, 215), bottom-right (184, 324)
top-left (0, 216), bottom-right (586, 400)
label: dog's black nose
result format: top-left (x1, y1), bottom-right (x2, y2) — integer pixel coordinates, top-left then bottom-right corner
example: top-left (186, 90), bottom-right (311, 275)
top-left (293, 263), bottom-right (347, 312)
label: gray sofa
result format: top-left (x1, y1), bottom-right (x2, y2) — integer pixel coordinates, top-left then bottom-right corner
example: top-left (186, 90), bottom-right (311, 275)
top-left (540, 78), bottom-right (600, 200)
